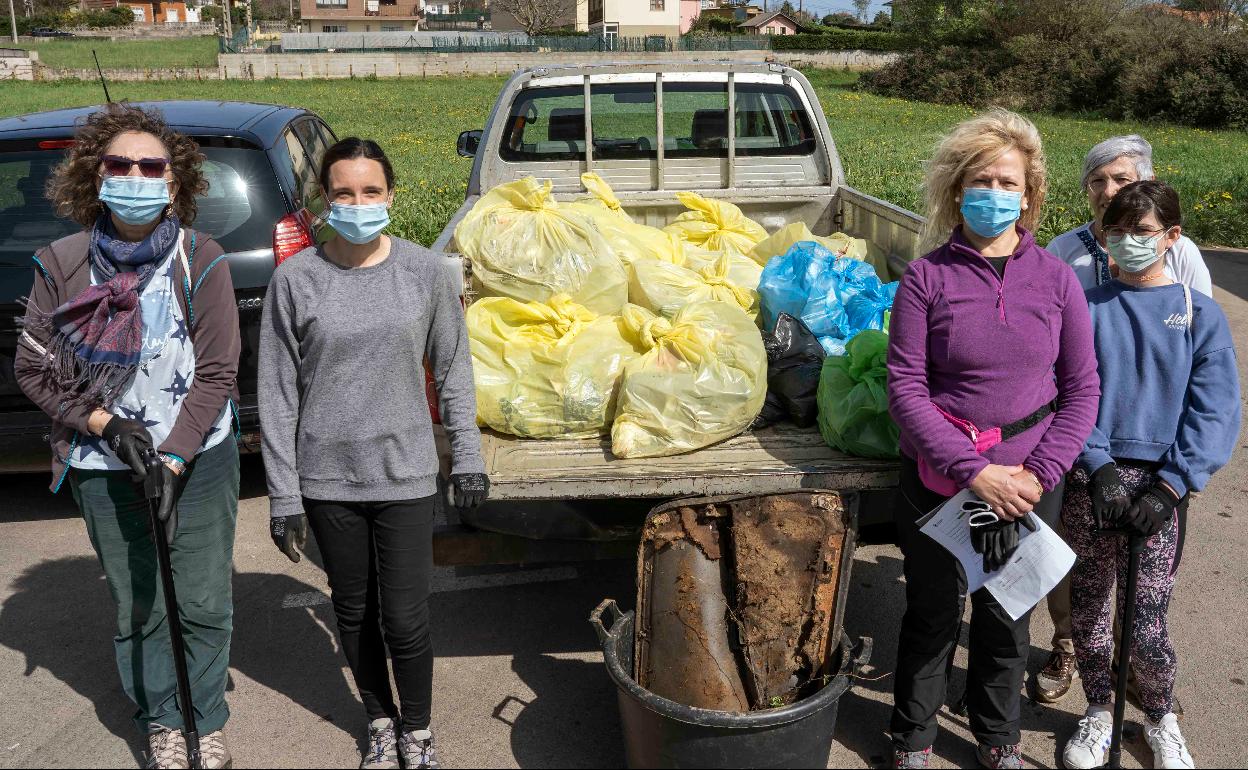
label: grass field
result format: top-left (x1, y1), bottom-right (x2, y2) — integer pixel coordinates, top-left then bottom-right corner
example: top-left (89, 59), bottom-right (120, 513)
top-left (23, 36), bottom-right (219, 70)
top-left (2, 71), bottom-right (1246, 247)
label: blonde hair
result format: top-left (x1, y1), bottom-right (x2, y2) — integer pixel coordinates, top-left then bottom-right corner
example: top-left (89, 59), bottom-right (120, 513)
top-left (920, 108), bottom-right (1048, 251)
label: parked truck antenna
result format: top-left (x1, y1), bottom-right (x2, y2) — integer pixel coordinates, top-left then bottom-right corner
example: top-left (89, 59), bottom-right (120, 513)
top-left (92, 50), bottom-right (112, 103)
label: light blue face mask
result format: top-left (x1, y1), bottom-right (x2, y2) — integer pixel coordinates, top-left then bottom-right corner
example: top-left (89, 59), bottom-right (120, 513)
top-left (98, 175), bottom-right (170, 226)
top-left (1106, 233), bottom-right (1164, 273)
top-left (328, 202), bottom-right (391, 245)
top-left (960, 187), bottom-right (1023, 238)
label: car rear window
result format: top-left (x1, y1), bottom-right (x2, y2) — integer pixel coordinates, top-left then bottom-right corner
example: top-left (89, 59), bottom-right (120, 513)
top-left (498, 81), bottom-right (817, 163)
top-left (0, 139), bottom-right (286, 269)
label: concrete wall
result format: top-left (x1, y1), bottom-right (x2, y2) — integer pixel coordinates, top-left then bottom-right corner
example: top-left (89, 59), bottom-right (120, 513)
top-left (36, 65), bottom-right (222, 80)
top-left (218, 48), bottom-right (900, 79)
top-left (303, 19), bottom-right (420, 31)
top-left (0, 55), bottom-right (36, 81)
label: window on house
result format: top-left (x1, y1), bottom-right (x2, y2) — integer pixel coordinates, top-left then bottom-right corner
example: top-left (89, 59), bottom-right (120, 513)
top-left (589, 0), bottom-right (604, 24)
top-left (381, 24), bottom-right (403, 30)
top-left (650, 0), bottom-right (664, 10)
top-left (766, 25), bottom-right (774, 34)
top-left (321, 24), bottom-right (347, 31)
top-left (316, 0), bottom-right (347, 7)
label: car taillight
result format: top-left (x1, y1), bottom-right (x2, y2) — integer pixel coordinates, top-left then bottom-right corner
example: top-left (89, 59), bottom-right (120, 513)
top-left (273, 212), bottom-right (313, 266)
top-left (38, 139), bottom-right (75, 149)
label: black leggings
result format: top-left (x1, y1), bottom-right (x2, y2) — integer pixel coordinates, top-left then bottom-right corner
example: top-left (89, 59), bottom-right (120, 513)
top-left (890, 457), bottom-right (1064, 750)
top-left (305, 496), bottom-right (435, 731)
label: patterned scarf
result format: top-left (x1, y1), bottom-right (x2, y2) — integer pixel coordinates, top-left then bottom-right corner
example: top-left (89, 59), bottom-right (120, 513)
top-left (30, 213), bottom-right (181, 409)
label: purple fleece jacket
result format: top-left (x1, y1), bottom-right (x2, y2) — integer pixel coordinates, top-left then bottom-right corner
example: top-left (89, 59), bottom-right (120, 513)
top-left (887, 227), bottom-right (1100, 492)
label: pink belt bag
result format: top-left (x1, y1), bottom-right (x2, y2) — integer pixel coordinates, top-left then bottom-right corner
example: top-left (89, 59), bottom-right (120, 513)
top-left (917, 401), bottom-right (1057, 496)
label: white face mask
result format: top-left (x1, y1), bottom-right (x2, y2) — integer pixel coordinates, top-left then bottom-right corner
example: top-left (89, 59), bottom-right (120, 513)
top-left (1106, 232), bottom-right (1164, 273)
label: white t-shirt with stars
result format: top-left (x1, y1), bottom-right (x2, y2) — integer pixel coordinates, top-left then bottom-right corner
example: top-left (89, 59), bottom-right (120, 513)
top-left (70, 242), bottom-right (233, 470)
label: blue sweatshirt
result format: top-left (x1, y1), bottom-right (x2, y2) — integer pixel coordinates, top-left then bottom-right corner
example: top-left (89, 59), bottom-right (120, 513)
top-left (1079, 280), bottom-right (1241, 497)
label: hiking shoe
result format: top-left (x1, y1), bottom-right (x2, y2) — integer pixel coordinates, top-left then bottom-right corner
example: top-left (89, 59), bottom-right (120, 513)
top-left (1146, 714), bottom-right (1194, 769)
top-left (146, 724), bottom-right (188, 770)
top-left (1062, 710), bottom-right (1112, 769)
top-left (894, 747), bottom-right (931, 768)
top-left (361, 718), bottom-right (400, 769)
top-left (199, 730), bottom-right (233, 769)
top-left (1034, 650), bottom-right (1077, 704)
top-left (977, 743), bottom-right (1024, 769)
top-left (398, 728), bottom-right (441, 769)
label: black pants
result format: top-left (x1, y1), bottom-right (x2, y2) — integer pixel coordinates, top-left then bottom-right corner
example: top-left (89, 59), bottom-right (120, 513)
top-left (305, 496), bottom-right (436, 731)
top-left (890, 458), bottom-right (1064, 750)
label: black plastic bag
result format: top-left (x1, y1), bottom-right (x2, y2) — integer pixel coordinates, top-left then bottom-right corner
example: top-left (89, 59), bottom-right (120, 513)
top-left (752, 314), bottom-right (827, 429)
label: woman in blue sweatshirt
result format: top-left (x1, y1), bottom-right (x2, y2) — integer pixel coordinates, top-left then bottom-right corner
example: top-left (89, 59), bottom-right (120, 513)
top-left (1060, 181), bottom-right (1240, 770)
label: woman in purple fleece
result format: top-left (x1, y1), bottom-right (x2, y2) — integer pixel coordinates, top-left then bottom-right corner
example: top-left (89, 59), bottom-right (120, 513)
top-left (886, 109), bottom-right (1101, 770)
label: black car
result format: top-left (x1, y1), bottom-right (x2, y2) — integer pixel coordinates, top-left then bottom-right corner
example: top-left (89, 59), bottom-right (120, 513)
top-left (29, 28), bottom-right (74, 37)
top-left (0, 100), bottom-right (335, 471)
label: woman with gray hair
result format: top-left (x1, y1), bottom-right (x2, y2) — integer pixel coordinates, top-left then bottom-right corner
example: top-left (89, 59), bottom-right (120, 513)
top-left (1047, 135), bottom-right (1211, 296)
top-left (1033, 135), bottom-right (1212, 708)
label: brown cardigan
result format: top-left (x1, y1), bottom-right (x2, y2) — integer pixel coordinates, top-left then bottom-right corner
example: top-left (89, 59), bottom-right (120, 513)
top-left (16, 229), bottom-right (241, 490)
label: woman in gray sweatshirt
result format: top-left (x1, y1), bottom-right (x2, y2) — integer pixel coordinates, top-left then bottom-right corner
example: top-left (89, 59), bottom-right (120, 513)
top-left (259, 137), bottom-right (488, 770)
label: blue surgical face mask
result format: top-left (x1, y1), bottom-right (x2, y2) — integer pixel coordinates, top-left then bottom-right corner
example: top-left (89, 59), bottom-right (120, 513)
top-left (98, 175), bottom-right (170, 226)
top-left (1106, 232), bottom-right (1164, 273)
top-left (328, 202), bottom-right (391, 245)
top-left (960, 187), bottom-right (1023, 238)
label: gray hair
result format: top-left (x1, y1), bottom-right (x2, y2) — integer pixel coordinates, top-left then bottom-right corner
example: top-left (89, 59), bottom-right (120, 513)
top-left (1081, 134), bottom-right (1155, 190)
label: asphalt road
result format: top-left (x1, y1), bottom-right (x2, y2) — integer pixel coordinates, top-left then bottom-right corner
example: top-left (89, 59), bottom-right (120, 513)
top-left (2, 252), bottom-right (1247, 769)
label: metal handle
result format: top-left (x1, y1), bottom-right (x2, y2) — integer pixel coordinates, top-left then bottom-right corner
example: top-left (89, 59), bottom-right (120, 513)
top-left (589, 598), bottom-right (624, 645)
top-left (851, 636), bottom-right (874, 678)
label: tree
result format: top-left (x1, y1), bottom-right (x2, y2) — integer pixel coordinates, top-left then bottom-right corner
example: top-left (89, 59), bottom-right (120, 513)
top-left (490, 0), bottom-right (574, 34)
top-left (853, 0), bottom-right (870, 22)
top-left (871, 9), bottom-right (892, 26)
top-left (779, 0), bottom-right (796, 16)
top-left (821, 10), bottom-right (858, 26)
top-left (1171, 0), bottom-right (1248, 30)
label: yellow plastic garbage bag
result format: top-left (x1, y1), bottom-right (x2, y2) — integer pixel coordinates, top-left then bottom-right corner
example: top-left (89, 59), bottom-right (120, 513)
top-left (611, 302), bottom-right (767, 459)
top-left (629, 252), bottom-right (763, 319)
top-left (575, 172), bottom-right (633, 222)
top-left (468, 294), bottom-right (644, 438)
top-left (455, 177), bottom-right (628, 314)
top-left (663, 192), bottom-right (767, 258)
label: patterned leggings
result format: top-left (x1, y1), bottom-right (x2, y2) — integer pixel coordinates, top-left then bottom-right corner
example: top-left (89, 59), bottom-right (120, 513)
top-left (1062, 465), bottom-right (1180, 722)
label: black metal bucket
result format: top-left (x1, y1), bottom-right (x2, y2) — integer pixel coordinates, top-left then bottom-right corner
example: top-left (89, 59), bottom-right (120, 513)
top-left (591, 599), bottom-right (872, 770)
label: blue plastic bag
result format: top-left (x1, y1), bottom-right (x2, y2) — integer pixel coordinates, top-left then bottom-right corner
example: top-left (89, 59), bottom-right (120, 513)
top-left (758, 241), bottom-right (898, 354)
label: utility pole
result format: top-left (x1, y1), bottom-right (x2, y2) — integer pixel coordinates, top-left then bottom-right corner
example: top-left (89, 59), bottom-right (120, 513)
top-left (244, 0), bottom-right (252, 44)
top-left (8, 0), bottom-right (17, 45)
top-left (222, 0), bottom-right (233, 39)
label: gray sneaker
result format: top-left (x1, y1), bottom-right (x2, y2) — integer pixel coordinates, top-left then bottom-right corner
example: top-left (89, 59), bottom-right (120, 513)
top-left (146, 724), bottom-right (189, 770)
top-left (361, 718), bottom-right (400, 769)
top-left (199, 730), bottom-right (233, 769)
top-left (894, 747), bottom-right (931, 768)
top-left (398, 728), bottom-right (441, 769)
top-left (976, 742), bottom-right (1024, 769)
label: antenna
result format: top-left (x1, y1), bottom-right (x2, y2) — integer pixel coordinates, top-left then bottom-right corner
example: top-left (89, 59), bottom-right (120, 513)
top-left (92, 50), bottom-right (112, 104)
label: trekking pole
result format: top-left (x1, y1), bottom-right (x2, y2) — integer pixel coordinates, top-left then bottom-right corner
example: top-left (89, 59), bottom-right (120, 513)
top-left (1106, 533), bottom-right (1145, 770)
top-left (143, 449), bottom-right (203, 770)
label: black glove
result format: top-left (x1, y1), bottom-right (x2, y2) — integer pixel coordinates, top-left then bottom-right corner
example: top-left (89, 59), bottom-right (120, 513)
top-left (271, 514), bottom-right (308, 563)
top-left (970, 514), bottom-right (1039, 572)
top-left (143, 452), bottom-right (187, 546)
top-left (1123, 483), bottom-right (1180, 539)
top-left (448, 473), bottom-right (490, 512)
top-left (1089, 463), bottom-right (1132, 531)
top-left (103, 416), bottom-right (154, 479)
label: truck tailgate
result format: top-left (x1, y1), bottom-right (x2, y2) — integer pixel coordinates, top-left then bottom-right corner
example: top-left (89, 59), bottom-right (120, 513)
top-left (481, 424), bottom-right (898, 501)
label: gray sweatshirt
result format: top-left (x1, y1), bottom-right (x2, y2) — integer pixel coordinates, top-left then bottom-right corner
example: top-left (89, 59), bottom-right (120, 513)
top-left (259, 237), bottom-right (485, 518)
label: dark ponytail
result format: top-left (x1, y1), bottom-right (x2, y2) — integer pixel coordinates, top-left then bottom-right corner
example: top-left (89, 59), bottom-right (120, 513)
top-left (320, 137), bottom-right (395, 193)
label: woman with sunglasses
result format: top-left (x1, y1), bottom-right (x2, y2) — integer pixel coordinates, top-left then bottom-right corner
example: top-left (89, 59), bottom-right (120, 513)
top-left (260, 138), bottom-right (488, 769)
top-left (886, 109), bottom-right (1100, 769)
top-left (15, 103), bottom-right (240, 769)
top-left (1059, 181), bottom-right (1239, 770)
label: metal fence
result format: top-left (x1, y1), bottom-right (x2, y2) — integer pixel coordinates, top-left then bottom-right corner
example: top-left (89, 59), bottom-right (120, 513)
top-left (275, 31), bottom-right (769, 53)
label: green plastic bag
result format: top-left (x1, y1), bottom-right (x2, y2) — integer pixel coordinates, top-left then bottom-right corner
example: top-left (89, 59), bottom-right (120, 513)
top-left (816, 329), bottom-right (899, 459)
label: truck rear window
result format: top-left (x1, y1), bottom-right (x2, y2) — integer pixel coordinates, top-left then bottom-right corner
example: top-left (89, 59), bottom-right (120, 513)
top-left (499, 81), bottom-right (816, 163)
top-left (0, 141), bottom-right (284, 270)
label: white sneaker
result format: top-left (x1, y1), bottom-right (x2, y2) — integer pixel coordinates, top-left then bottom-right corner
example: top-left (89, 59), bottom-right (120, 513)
top-left (1147, 713), bottom-right (1195, 769)
top-left (1062, 709), bottom-right (1113, 769)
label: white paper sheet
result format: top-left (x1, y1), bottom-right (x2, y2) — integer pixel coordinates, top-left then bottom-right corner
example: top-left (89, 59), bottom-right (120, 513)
top-left (919, 490), bottom-right (1076, 620)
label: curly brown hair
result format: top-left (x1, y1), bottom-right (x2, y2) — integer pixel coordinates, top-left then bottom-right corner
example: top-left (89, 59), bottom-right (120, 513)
top-left (46, 102), bottom-right (208, 228)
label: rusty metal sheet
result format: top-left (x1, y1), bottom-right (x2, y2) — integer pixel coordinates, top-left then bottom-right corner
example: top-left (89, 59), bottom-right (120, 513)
top-left (479, 424), bottom-right (899, 501)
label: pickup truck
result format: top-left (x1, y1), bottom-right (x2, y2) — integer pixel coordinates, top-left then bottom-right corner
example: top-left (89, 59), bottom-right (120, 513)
top-left (430, 61), bottom-right (925, 565)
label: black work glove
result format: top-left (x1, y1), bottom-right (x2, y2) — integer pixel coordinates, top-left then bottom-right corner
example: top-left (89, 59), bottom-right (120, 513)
top-left (143, 452), bottom-right (187, 546)
top-left (1123, 483), bottom-right (1180, 539)
top-left (448, 473), bottom-right (490, 512)
top-left (970, 514), bottom-right (1039, 573)
top-left (1089, 463), bottom-right (1133, 531)
top-left (271, 514), bottom-right (308, 563)
top-left (103, 416), bottom-right (154, 479)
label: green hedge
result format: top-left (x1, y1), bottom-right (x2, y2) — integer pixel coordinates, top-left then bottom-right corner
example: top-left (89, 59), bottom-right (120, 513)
top-left (3, 7), bottom-right (134, 35)
top-left (771, 30), bottom-right (916, 52)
